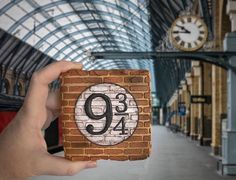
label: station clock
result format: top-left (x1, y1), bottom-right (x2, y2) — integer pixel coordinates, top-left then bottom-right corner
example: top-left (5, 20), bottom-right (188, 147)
top-left (169, 15), bottom-right (208, 51)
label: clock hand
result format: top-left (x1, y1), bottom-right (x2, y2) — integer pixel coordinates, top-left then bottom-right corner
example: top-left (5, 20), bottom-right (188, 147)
top-left (173, 30), bottom-right (191, 34)
top-left (175, 24), bottom-right (191, 33)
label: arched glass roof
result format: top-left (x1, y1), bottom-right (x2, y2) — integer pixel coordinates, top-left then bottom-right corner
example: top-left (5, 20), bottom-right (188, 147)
top-left (0, 0), bottom-right (204, 105)
top-left (0, 0), bottom-right (151, 61)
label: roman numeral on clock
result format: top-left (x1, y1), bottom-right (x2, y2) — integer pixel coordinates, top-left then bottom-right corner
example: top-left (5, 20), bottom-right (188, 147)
top-left (188, 43), bottom-right (192, 48)
top-left (175, 36), bottom-right (180, 42)
top-left (198, 36), bottom-right (203, 41)
top-left (180, 41), bottom-right (185, 47)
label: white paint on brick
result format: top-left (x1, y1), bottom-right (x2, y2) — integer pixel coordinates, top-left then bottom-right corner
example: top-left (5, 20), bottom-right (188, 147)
top-left (75, 83), bottom-right (139, 146)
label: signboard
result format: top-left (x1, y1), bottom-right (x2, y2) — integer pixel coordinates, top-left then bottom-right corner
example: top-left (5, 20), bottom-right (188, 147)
top-left (190, 95), bottom-right (212, 104)
top-left (178, 104), bottom-right (186, 116)
top-left (75, 83), bottom-right (139, 146)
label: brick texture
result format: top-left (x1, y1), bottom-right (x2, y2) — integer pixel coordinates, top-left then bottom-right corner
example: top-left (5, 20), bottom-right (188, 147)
top-left (60, 69), bottom-right (151, 161)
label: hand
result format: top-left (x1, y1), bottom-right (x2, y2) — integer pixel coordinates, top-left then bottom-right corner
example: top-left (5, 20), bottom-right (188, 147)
top-left (175, 24), bottom-right (191, 33)
top-left (0, 61), bottom-right (97, 179)
top-left (172, 30), bottom-right (190, 34)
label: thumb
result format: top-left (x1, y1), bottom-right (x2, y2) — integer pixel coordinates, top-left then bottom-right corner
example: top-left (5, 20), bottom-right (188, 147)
top-left (38, 154), bottom-right (97, 176)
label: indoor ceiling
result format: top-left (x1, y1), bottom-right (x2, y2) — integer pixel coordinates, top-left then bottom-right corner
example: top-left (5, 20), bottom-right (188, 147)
top-left (0, 0), bottom-right (212, 105)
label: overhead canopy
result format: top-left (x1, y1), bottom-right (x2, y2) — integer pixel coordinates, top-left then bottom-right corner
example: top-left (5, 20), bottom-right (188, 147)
top-left (0, 0), bottom-right (212, 105)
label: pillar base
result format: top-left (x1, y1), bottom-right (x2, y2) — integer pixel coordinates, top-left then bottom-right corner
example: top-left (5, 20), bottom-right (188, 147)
top-left (222, 131), bottom-right (236, 175)
top-left (212, 146), bottom-right (221, 156)
top-left (184, 131), bottom-right (190, 136)
top-left (199, 137), bottom-right (212, 146)
top-left (190, 134), bottom-right (198, 140)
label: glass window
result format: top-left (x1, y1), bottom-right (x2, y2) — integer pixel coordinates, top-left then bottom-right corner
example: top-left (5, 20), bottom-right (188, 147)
top-left (57, 17), bottom-right (70, 25)
top-left (1, 79), bottom-right (9, 94)
top-left (14, 82), bottom-right (22, 96)
top-left (36, 27), bottom-right (49, 38)
top-left (0, 14), bottom-right (15, 30)
top-left (18, 1), bottom-right (34, 12)
top-left (7, 6), bottom-right (26, 21)
top-left (55, 41), bottom-right (66, 50)
top-left (0, 0), bottom-right (10, 9)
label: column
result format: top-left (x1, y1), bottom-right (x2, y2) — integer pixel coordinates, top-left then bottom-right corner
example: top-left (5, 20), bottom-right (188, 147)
top-left (222, 0), bottom-right (236, 174)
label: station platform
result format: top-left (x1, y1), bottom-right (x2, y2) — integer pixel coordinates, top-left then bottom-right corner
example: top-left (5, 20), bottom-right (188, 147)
top-left (33, 126), bottom-right (235, 180)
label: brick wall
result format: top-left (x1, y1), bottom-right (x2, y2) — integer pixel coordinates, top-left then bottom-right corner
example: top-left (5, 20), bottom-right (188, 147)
top-left (60, 69), bottom-right (151, 161)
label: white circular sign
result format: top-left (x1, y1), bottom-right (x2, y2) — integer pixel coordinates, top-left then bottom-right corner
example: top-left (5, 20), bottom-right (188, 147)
top-left (75, 83), bottom-right (139, 146)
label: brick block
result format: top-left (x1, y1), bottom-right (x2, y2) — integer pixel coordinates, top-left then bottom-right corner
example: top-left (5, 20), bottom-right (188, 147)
top-left (60, 69), bottom-right (151, 161)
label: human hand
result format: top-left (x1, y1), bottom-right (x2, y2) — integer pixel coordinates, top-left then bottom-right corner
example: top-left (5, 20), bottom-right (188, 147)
top-left (0, 61), bottom-right (97, 180)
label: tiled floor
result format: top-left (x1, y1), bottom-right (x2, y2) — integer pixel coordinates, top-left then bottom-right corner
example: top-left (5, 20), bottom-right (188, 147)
top-left (33, 126), bottom-right (236, 180)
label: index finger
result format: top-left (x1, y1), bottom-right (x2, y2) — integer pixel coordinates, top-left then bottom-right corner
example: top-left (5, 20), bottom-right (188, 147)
top-left (24, 61), bottom-right (82, 114)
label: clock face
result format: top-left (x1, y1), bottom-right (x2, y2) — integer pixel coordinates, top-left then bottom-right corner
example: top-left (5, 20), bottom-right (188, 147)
top-left (170, 15), bottom-right (208, 51)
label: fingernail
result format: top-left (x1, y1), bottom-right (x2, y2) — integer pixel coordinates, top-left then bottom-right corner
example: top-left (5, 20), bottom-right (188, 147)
top-left (87, 161), bottom-right (97, 168)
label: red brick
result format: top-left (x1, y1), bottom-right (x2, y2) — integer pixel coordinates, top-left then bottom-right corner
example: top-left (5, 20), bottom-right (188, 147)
top-left (66, 149), bottom-right (84, 154)
top-left (61, 100), bottom-right (68, 106)
top-left (124, 149), bottom-right (142, 154)
top-left (69, 100), bottom-right (77, 106)
top-left (63, 93), bottom-right (78, 99)
top-left (132, 93), bottom-right (144, 99)
top-left (61, 115), bottom-right (69, 120)
top-left (134, 128), bottom-right (148, 134)
top-left (136, 100), bottom-right (149, 106)
top-left (129, 142), bottom-right (148, 148)
top-left (143, 107), bottom-right (151, 113)
top-left (138, 122), bottom-right (144, 127)
top-left (64, 77), bottom-right (102, 84)
top-left (144, 122), bottom-right (150, 127)
top-left (63, 142), bottom-right (71, 147)
top-left (144, 92), bottom-right (150, 98)
top-left (109, 156), bottom-right (128, 161)
top-left (143, 148), bottom-right (150, 154)
top-left (104, 149), bottom-right (123, 154)
top-left (65, 122), bottom-right (77, 128)
top-left (71, 142), bottom-right (90, 148)
top-left (90, 156), bottom-right (109, 161)
top-left (61, 69), bottom-right (151, 161)
top-left (139, 114), bottom-right (151, 121)
top-left (61, 86), bottom-right (68, 92)
top-left (130, 85), bottom-right (149, 91)
top-left (145, 76), bottom-right (150, 83)
top-left (72, 156), bottom-right (90, 161)
top-left (129, 155), bottom-right (148, 160)
top-left (62, 128), bottom-right (70, 134)
top-left (70, 129), bottom-right (81, 135)
top-left (109, 70), bottom-right (129, 75)
top-left (69, 69), bottom-right (89, 76)
top-left (143, 135), bottom-right (151, 141)
top-left (89, 70), bottom-right (109, 76)
top-left (124, 77), bottom-right (143, 83)
top-left (65, 136), bottom-right (84, 141)
top-left (63, 107), bottom-right (74, 113)
top-left (85, 149), bottom-right (104, 155)
top-left (104, 77), bottom-right (123, 83)
top-left (130, 70), bottom-right (149, 75)
top-left (129, 135), bottom-right (143, 141)
top-left (114, 142), bottom-right (129, 148)
top-left (69, 86), bottom-right (87, 92)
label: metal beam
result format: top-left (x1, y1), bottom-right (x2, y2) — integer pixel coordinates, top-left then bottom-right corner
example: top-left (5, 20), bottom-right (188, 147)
top-left (90, 51), bottom-right (236, 71)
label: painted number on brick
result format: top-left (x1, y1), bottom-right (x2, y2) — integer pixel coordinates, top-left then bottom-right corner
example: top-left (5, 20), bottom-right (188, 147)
top-left (75, 83), bottom-right (139, 146)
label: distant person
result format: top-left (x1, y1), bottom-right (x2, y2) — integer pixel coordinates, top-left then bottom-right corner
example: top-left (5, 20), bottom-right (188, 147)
top-left (0, 61), bottom-right (97, 179)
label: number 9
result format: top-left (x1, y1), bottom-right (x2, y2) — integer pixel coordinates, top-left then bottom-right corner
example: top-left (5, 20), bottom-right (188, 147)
top-left (84, 93), bottom-right (113, 135)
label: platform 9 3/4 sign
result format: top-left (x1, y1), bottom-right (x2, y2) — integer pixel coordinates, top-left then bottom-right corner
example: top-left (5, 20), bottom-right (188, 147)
top-left (75, 83), bottom-right (139, 146)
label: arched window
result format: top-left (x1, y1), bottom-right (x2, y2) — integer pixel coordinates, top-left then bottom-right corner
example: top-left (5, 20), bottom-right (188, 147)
top-left (14, 82), bottom-right (22, 96)
top-left (1, 79), bottom-right (9, 94)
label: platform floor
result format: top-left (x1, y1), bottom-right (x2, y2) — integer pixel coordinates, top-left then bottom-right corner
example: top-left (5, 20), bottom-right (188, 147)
top-left (33, 126), bottom-right (235, 180)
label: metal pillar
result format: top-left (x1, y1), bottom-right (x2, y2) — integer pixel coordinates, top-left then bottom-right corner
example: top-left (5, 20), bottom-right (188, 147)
top-left (223, 32), bottom-right (236, 175)
top-left (220, 1), bottom-right (236, 175)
